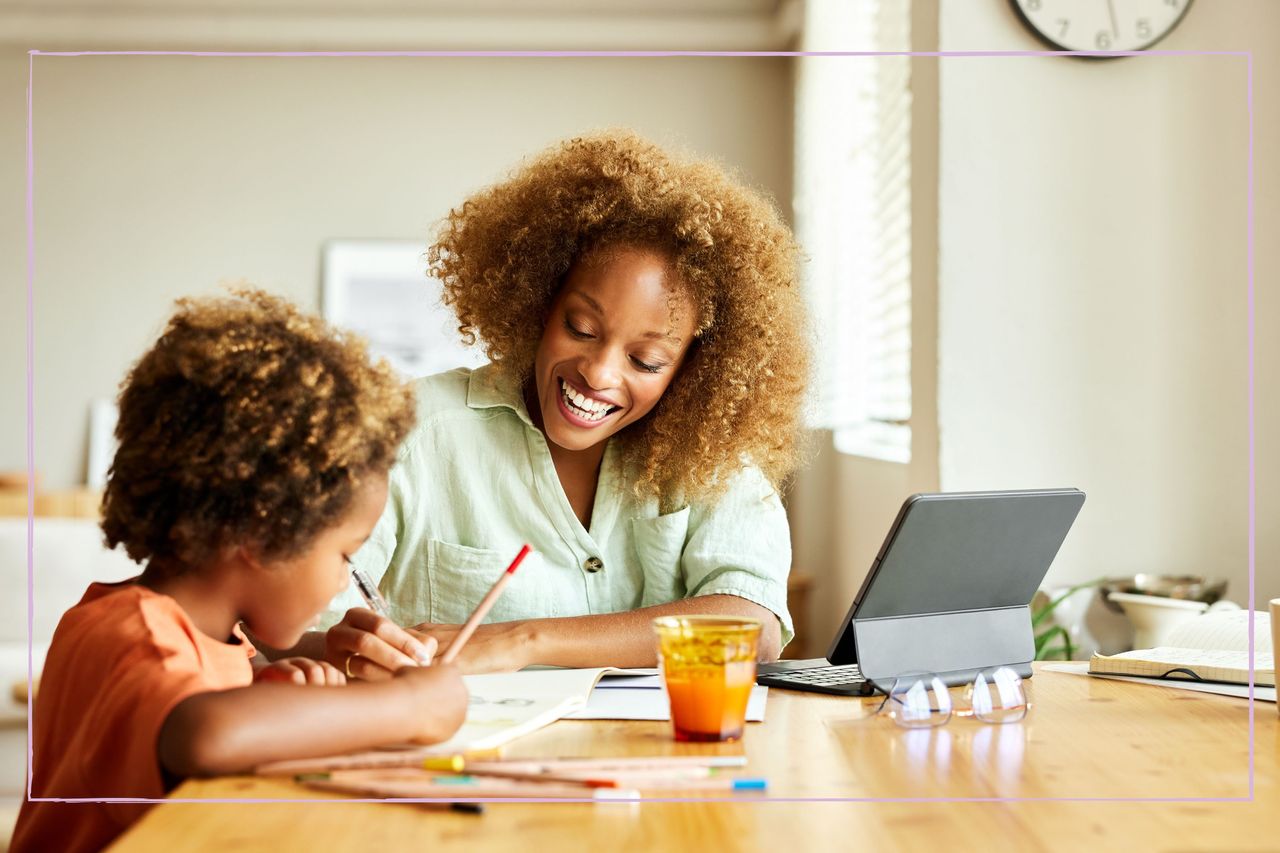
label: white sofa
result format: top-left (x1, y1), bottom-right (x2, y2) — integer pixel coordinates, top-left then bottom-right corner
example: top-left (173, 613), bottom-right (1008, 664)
top-left (0, 517), bottom-right (138, 814)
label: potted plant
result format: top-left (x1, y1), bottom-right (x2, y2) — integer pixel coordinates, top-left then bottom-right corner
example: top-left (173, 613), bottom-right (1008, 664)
top-left (1032, 578), bottom-right (1104, 661)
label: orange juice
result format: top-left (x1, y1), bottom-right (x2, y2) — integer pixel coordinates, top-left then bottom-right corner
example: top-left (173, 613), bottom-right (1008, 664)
top-left (662, 661), bottom-right (757, 742)
top-left (653, 616), bottom-right (762, 743)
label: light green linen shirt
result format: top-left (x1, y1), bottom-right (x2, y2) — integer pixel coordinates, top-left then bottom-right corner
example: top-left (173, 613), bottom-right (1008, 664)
top-left (323, 364), bottom-right (793, 645)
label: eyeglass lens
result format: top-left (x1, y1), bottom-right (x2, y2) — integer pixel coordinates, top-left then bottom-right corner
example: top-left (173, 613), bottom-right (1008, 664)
top-left (879, 667), bottom-right (1028, 728)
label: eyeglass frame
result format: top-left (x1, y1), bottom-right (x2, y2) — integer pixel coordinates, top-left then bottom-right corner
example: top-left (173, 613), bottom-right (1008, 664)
top-left (868, 666), bottom-right (1032, 728)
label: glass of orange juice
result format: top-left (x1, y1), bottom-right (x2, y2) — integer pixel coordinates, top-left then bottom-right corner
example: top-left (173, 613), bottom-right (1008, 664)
top-left (653, 615), bottom-right (762, 742)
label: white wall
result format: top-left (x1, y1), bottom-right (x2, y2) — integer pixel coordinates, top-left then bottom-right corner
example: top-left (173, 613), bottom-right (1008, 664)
top-left (937, 0), bottom-right (1278, 606)
top-left (1, 53), bottom-right (792, 488)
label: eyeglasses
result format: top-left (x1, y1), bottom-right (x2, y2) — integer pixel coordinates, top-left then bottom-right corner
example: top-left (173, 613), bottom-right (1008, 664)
top-left (870, 667), bottom-right (1030, 728)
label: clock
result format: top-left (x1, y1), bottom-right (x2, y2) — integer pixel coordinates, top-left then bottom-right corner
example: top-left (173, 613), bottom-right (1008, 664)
top-left (1010, 0), bottom-right (1193, 54)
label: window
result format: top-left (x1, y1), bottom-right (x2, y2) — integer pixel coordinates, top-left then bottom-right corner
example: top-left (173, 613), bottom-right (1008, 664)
top-left (794, 0), bottom-right (913, 462)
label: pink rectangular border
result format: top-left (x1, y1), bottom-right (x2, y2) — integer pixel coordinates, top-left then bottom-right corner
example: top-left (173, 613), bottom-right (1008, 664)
top-left (24, 48), bottom-right (1256, 806)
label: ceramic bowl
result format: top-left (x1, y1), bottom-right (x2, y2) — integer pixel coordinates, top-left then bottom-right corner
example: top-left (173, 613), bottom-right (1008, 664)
top-left (1099, 574), bottom-right (1228, 613)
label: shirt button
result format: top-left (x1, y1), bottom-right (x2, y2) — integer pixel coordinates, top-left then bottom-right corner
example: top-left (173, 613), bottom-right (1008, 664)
top-left (584, 556), bottom-right (604, 573)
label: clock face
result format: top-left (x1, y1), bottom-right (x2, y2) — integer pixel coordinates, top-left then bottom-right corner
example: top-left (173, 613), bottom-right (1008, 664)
top-left (1011, 0), bottom-right (1193, 53)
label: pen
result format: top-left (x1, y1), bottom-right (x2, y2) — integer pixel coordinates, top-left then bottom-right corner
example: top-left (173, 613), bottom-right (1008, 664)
top-left (350, 564), bottom-right (392, 618)
top-left (441, 544), bottom-right (532, 665)
top-left (350, 564), bottom-right (433, 665)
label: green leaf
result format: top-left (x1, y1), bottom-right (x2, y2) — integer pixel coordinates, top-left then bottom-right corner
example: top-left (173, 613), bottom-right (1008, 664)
top-left (1034, 625), bottom-right (1068, 657)
top-left (1031, 576), bottom-right (1106, 628)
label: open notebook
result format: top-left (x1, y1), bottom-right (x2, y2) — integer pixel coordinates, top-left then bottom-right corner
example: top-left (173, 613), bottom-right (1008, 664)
top-left (256, 667), bottom-right (767, 775)
top-left (435, 667), bottom-right (629, 752)
top-left (1088, 609), bottom-right (1274, 687)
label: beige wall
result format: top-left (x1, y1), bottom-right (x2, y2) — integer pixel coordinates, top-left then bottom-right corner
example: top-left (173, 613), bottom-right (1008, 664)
top-left (1, 53), bottom-right (792, 488)
top-left (936, 0), bottom-right (1278, 606)
top-left (1, 52), bottom-right (27, 486)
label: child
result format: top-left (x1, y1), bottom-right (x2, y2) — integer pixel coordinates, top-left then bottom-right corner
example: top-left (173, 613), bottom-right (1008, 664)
top-left (12, 290), bottom-right (467, 853)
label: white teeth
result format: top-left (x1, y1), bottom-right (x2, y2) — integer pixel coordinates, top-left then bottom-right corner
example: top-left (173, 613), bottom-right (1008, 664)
top-left (560, 379), bottom-right (615, 422)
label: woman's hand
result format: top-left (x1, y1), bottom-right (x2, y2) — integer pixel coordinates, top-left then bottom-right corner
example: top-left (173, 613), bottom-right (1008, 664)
top-left (410, 620), bottom-right (537, 674)
top-left (254, 657), bottom-right (346, 686)
top-left (324, 607), bottom-right (437, 681)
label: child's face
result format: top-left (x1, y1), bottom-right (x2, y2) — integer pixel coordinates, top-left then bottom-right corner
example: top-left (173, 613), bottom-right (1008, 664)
top-left (531, 246), bottom-right (697, 454)
top-left (241, 473), bottom-right (389, 649)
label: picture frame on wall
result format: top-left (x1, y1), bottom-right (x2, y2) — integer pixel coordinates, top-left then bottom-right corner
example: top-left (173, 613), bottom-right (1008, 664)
top-left (321, 240), bottom-right (487, 380)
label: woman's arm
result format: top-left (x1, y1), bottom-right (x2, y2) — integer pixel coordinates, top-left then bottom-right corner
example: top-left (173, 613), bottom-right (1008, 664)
top-left (157, 664), bottom-right (466, 778)
top-left (411, 594), bottom-right (782, 673)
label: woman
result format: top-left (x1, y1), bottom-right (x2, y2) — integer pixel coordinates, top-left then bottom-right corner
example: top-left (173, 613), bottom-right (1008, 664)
top-left (322, 130), bottom-right (810, 674)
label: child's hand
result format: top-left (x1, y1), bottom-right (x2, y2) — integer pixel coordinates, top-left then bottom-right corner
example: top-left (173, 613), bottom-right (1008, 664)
top-left (255, 657), bottom-right (346, 686)
top-left (324, 607), bottom-right (437, 680)
top-left (394, 664), bottom-right (469, 743)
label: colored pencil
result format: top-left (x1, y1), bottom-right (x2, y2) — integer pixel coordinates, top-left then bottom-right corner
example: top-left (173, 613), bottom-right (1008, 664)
top-left (441, 544), bottom-right (531, 664)
top-left (260, 751), bottom-right (745, 777)
top-left (420, 764), bottom-right (715, 788)
top-left (454, 755), bottom-right (749, 772)
top-left (303, 773), bottom-right (638, 801)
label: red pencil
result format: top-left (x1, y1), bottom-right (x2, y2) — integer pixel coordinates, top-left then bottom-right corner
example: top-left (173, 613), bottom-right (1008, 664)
top-left (440, 544), bottom-right (531, 664)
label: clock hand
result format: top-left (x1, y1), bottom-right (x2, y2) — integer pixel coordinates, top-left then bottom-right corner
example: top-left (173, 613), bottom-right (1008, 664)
top-left (1105, 0), bottom-right (1119, 37)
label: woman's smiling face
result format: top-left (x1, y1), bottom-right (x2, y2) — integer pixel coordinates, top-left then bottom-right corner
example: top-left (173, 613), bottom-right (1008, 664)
top-left (530, 245), bottom-right (697, 454)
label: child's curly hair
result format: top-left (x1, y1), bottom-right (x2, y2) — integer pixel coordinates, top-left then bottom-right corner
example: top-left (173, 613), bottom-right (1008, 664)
top-left (101, 288), bottom-right (415, 571)
top-left (431, 130), bottom-right (810, 508)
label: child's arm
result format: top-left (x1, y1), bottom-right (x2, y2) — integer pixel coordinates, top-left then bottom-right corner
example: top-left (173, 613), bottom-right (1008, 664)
top-left (157, 664), bottom-right (466, 778)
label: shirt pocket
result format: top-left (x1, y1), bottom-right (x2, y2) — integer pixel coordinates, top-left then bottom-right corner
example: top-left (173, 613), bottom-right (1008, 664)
top-left (426, 539), bottom-right (546, 624)
top-left (631, 506), bottom-right (691, 607)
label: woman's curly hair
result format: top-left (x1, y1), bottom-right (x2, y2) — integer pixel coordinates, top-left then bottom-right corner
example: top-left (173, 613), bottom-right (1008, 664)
top-left (431, 130), bottom-right (810, 508)
top-left (101, 288), bottom-right (415, 571)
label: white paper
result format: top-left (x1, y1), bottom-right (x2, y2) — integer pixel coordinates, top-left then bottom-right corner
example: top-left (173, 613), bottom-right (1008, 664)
top-left (566, 684), bottom-right (769, 721)
top-left (594, 674), bottom-right (664, 689)
top-left (1043, 662), bottom-right (1278, 703)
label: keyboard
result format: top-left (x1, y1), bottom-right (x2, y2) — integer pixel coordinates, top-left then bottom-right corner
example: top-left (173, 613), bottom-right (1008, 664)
top-left (756, 663), bottom-right (873, 697)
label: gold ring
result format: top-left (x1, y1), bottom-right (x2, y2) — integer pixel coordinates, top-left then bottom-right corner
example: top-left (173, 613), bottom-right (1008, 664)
top-left (344, 653), bottom-right (357, 678)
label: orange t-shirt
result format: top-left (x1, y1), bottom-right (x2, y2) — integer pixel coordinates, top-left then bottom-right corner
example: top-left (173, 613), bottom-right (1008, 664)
top-left (12, 582), bottom-right (255, 853)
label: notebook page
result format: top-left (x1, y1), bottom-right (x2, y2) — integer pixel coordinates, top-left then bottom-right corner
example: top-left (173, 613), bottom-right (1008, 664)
top-left (1090, 647), bottom-right (1275, 686)
top-left (566, 684), bottom-right (769, 721)
top-left (1164, 609), bottom-right (1271, 652)
top-left (1045, 662), bottom-right (1278, 702)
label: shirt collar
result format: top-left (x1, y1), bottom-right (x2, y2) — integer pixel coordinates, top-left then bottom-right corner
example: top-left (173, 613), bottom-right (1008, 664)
top-left (466, 362), bottom-right (536, 427)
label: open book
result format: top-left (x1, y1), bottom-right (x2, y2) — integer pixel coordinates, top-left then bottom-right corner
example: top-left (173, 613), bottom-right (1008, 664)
top-left (1089, 609), bottom-right (1274, 687)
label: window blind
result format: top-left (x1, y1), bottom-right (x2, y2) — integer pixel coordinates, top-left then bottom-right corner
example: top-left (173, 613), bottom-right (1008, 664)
top-left (794, 0), bottom-right (913, 462)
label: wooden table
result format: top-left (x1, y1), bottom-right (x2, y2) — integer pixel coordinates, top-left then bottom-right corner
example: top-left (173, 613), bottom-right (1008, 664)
top-left (112, 666), bottom-right (1278, 852)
